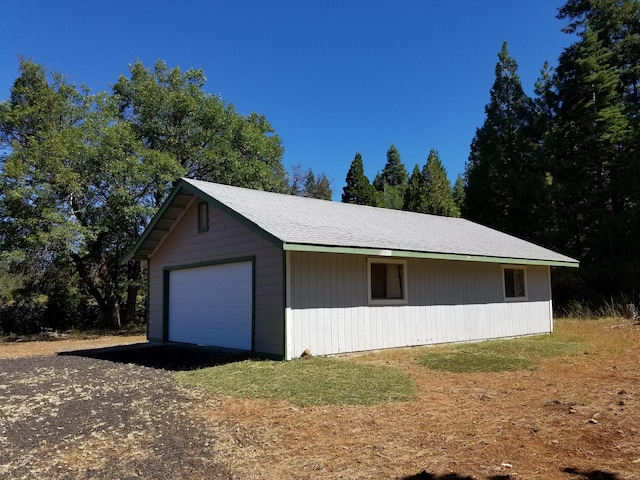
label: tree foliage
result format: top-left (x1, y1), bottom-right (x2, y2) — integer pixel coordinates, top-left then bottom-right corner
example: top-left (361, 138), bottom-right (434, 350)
top-left (422, 150), bottom-right (460, 217)
top-left (463, 42), bottom-right (543, 240)
top-left (112, 60), bottom-right (288, 193)
top-left (288, 163), bottom-right (332, 200)
top-left (373, 145), bottom-right (408, 209)
top-left (342, 152), bottom-right (378, 206)
top-left (548, 0), bottom-right (640, 302)
top-left (0, 58), bottom-right (293, 331)
top-left (402, 150), bottom-right (459, 217)
top-left (464, 0), bottom-right (640, 307)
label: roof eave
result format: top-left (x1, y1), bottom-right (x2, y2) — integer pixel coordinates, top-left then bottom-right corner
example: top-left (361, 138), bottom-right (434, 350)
top-left (122, 179), bottom-right (284, 264)
top-left (282, 243), bottom-right (580, 268)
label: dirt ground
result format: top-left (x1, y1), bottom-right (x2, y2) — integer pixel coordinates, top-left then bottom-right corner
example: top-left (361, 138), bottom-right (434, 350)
top-left (1, 319), bottom-right (638, 479)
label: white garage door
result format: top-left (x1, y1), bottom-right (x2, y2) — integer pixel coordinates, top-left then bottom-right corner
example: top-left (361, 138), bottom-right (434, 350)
top-left (168, 261), bottom-right (252, 350)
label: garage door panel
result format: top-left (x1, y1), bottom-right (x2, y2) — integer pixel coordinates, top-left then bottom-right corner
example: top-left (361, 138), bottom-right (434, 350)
top-left (168, 261), bottom-right (252, 350)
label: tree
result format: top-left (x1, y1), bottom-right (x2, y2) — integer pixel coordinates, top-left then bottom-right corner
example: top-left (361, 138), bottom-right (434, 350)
top-left (373, 144), bottom-right (408, 209)
top-left (403, 164), bottom-right (426, 213)
top-left (1, 59), bottom-right (290, 329)
top-left (342, 152), bottom-right (378, 206)
top-left (422, 150), bottom-right (460, 217)
top-left (547, 0), bottom-right (640, 301)
top-left (452, 174), bottom-right (466, 213)
top-left (463, 42), bottom-right (543, 240)
top-left (287, 163), bottom-right (332, 200)
top-left (303, 170), bottom-right (332, 200)
top-left (112, 60), bottom-right (288, 193)
top-left (403, 150), bottom-right (459, 217)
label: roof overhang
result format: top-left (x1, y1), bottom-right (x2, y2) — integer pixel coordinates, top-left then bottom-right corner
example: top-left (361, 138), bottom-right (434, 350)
top-left (122, 179), bottom-right (283, 263)
top-left (124, 178), bottom-right (579, 269)
top-left (282, 243), bottom-right (580, 268)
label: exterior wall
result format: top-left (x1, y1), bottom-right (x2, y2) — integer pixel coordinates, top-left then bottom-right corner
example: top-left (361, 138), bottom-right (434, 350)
top-left (148, 197), bottom-right (284, 357)
top-left (285, 251), bottom-right (552, 360)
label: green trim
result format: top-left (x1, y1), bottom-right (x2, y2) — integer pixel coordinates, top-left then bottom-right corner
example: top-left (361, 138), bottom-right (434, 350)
top-left (197, 201), bottom-right (209, 233)
top-left (122, 180), bottom-right (192, 263)
top-left (251, 258), bottom-right (256, 353)
top-left (162, 269), bottom-right (170, 343)
top-left (282, 249), bottom-right (288, 360)
top-left (148, 337), bottom-right (163, 343)
top-left (282, 243), bottom-right (580, 268)
top-left (163, 256), bottom-right (255, 272)
top-left (146, 259), bottom-right (151, 341)
top-left (162, 256), bottom-right (256, 350)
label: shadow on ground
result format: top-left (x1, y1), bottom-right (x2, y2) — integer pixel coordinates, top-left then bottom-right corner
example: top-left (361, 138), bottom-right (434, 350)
top-left (402, 473), bottom-right (511, 480)
top-left (402, 468), bottom-right (622, 480)
top-left (58, 343), bottom-right (250, 371)
top-left (562, 467), bottom-right (622, 480)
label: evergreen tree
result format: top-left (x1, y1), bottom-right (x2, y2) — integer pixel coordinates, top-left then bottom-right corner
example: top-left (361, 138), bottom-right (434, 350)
top-left (403, 164), bottom-right (426, 212)
top-left (342, 152), bottom-right (377, 206)
top-left (374, 145), bottom-right (408, 209)
top-left (422, 149), bottom-right (460, 217)
top-left (548, 0), bottom-right (640, 301)
top-left (452, 173), bottom-right (466, 213)
top-left (288, 164), bottom-right (332, 199)
top-left (463, 42), bottom-right (543, 239)
top-left (303, 170), bottom-right (332, 200)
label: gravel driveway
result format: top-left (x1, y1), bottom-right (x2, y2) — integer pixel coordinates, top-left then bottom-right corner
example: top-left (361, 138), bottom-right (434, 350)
top-left (0, 346), bottom-right (253, 479)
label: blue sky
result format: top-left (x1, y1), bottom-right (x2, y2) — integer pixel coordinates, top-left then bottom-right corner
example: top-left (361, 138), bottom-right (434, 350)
top-left (1, 1), bottom-right (574, 199)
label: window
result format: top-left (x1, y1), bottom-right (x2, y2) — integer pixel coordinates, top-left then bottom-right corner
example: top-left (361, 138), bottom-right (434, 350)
top-left (367, 258), bottom-right (408, 304)
top-left (197, 202), bottom-right (209, 233)
top-left (503, 267), bottom-right (526, 299)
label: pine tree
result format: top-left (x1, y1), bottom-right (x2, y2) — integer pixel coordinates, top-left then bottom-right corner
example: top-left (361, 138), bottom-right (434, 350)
top-left (374, 145), bottom-right (408, 209)
top-left (422, 150), bottom-right (460, 217)
top-left (303, 170), bottom-right (332, 200)
top-left (379, 145), bottom-right (408, 186)
top-left (403, 164), bottom-right (426, 212)
top-left (342, 152), bottom-right (377, 206)
top-left (452, 174), bottom-right (466, 213)
top-left (548, 0), bottom-right (639, 301)
top-left (464, 42), bottom-right (542, 239)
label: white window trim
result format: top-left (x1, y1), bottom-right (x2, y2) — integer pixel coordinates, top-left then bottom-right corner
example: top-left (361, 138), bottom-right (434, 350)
top-left (501, 265), bottom-right (528, 301)
top-left (367, 258), bottom-right (408, 305)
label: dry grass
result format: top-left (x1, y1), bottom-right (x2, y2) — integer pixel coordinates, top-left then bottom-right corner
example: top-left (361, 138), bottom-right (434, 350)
top-left (0, 334), bottom-right (147, 358)
top-left (2, 318), bottom-right (639, 479)
top-left (200, 318), bottom-right (640, 479)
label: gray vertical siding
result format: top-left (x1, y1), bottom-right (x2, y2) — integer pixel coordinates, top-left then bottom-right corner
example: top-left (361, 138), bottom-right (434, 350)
top-left (286, 251), bottom-right (553, 359)
top-left (148, 196), bottom-right (284, 357)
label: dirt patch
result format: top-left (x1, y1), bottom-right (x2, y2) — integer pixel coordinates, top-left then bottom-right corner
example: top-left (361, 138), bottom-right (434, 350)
top-left (1, 319), bottom-right (639, 479)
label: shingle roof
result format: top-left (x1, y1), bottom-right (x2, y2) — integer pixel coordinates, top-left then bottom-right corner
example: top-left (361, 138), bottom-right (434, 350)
top-left (125, 178), bottom-right (579, 267)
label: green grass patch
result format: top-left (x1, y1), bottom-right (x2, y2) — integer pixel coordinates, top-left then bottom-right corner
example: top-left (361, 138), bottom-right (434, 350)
top-left (417, 332), bottom-right (585, 373)
top-left (176, 356), bottom-right (417, 407)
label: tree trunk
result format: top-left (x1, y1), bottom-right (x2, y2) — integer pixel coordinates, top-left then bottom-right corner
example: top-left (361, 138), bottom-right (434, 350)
top-left (105, 289), bottom-right (122, 329)
top-left (123, 261), bottom-right (141, 324)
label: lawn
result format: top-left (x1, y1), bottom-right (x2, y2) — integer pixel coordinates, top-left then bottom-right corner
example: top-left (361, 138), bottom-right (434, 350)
top-left (2, 317), bottom-right (638, 479)
top-left (182, 318), bottom-right (640, 479)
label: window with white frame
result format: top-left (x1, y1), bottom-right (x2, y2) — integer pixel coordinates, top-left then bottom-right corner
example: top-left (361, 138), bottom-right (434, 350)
top-left (503, 266), bottom-right (527, 299)
top-left (367, 258), bottom-right (408, 304)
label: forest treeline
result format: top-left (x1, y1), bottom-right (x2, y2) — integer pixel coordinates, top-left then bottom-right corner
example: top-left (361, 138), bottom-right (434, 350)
top-left (340, 0), bottom-right (640, 313)
top-left (1, 0), bottom-right (639, 334)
